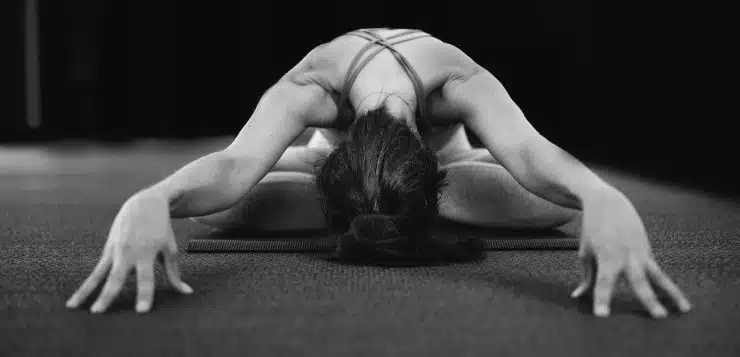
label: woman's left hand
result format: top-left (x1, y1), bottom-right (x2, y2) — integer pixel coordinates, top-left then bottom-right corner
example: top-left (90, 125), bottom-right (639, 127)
top-left (571, 189), bottom-right (692, 318)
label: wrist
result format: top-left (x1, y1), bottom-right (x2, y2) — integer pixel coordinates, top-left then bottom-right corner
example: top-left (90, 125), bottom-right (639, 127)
top-left (580, 184), bottom-right (628, 210)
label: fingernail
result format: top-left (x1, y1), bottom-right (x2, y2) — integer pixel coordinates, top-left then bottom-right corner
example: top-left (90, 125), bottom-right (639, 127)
top-left (65, 298), bottom-right (77, 308)
top-left (653, 307), bottom-right (667, 318)
top-left (181, 283), bottom-right (193, 294)
top-left (136, 301), bottom-right (150, 313)
top-left (680, 301), bottom-right (692, 312)
top-left (90, 304), bottom-right (103, 314)
top-left (570, 289), bottom-right (579, 298)
top-left (594, 305), bottom-right (610, 317)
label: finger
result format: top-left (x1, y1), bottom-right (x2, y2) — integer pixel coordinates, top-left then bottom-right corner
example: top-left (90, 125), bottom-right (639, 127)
top-left (135, 261), bottom-right (155, 313)
top-left (571, 255), bottom-right (596, 298)
top-left (645, 259), bottom-right (692, 313)
top-left (592, 260), bottom-right (620, 317)
top-left (90, 258), bottom-right (131, 314)
top-left (626, 258), bottom-right (667, 318)
top-left (162, 250), bottom-right (193, 295)
top-left (66, 251), bottom-right (112, 309)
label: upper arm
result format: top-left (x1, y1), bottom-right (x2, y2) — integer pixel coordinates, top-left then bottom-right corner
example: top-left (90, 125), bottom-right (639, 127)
top-left (223, 50), bottom-right (337, 172)
top-left (442, 66), bottom-right (544, 172)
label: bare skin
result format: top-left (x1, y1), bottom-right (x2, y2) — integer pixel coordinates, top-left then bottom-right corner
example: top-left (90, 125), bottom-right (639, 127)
top-left (66, 28), bottom-right (691, 318)
top-left (197, 29), bottom-right (579, 230)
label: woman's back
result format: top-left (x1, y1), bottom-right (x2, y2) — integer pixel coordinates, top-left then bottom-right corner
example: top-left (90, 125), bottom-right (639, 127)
top-left (301, 28), bottom-right (479, 153)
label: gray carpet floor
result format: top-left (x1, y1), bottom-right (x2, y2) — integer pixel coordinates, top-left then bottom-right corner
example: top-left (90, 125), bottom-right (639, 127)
top-left (1, 137), bottom-right (739, 357)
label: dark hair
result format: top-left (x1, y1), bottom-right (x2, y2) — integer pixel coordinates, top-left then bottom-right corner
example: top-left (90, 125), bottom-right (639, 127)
top-left (314, 106), bottom-right (484, 266)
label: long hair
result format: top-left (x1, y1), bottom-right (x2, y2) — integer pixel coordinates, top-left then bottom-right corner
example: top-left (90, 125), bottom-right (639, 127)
top-left (314, 105), bottom-right (484, 266)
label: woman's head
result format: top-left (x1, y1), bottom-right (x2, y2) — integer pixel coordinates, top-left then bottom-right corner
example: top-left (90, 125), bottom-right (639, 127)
top-left (314, 105), bottom-right (483, 265)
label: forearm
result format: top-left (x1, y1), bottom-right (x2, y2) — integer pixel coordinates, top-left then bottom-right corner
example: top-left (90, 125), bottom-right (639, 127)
top-left (138, 151), bottom-right (266, 219)
top-left (271, 146), bottom-right (331, 173)
top-left (510, 138), bottom-right (625, 211)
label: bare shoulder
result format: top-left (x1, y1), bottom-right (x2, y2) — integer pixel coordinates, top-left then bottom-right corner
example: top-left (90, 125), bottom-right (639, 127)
top-left (307, 30), bottom-right (484, 87)
top-left (266, 44), bottom-right (337, 127)
top-left (431, 41), bottom-right (486, 82)
top-left (278, 43), bottom-right (332, 85)
top-left (269, 30), bottom-right (486, 121)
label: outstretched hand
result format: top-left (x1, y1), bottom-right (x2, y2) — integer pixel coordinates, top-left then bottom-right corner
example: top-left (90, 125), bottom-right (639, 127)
top-left (572, 191), bottom-right (692, 318)
top-left (66, 191), bottom-right (193, 314)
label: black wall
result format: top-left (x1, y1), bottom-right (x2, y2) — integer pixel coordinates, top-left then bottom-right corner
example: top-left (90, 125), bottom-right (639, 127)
top-left (0, 0), bottom-right (26, 136)
top-left (1, 1), bottom-right (735, 197)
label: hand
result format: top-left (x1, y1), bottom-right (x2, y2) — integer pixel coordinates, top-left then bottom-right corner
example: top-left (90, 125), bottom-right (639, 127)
top-left (66, 190), bottom-right (193, 314)
top-left (571, 190), bottom-right (692, 318)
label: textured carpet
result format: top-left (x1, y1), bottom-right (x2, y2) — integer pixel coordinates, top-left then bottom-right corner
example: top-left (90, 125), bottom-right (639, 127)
top-left (1, 137), bottom-right (739, 357)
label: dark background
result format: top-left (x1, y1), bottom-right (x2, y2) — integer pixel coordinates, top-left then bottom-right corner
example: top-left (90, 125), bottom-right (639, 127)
top-left (0, 1), bottom-right (735, 197)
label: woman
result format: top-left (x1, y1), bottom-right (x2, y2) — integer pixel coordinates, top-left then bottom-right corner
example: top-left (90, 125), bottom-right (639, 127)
top-left (66, 28), bottom-right (691, 318)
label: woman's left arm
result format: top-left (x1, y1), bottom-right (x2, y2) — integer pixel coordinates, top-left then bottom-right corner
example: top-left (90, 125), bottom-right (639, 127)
top-left (443, 67), bottom-right (692, 318)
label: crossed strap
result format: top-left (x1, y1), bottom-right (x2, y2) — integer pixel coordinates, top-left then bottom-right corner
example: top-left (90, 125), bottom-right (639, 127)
top-left (338, 29), bottom-right (431, 122)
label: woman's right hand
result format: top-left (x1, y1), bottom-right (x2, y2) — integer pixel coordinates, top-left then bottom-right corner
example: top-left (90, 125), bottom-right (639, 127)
top-left (65, 190), bottom-right (193, 314)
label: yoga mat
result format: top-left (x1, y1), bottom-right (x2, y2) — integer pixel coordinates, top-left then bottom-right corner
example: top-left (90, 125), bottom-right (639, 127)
top-left (186, 237), bottom-right (579, 252)
top-left (186, 224), bottom-right (580, 253)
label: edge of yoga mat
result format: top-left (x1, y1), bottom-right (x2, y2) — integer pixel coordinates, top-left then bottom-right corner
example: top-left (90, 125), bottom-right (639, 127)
top-left (186, 237), bottom-right (580, 253)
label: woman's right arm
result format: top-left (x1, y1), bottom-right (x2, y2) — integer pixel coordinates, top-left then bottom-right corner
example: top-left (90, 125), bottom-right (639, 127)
top-left (142, 74), bottom-right (339, 219)
top-left (65, 70), bottom-right (338, 315)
